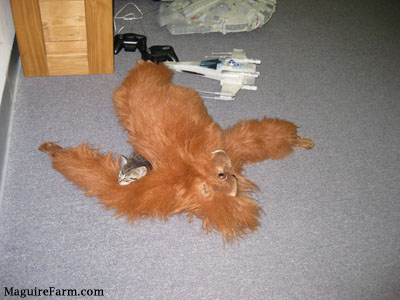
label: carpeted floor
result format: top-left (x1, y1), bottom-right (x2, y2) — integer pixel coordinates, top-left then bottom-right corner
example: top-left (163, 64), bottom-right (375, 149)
top-left (1, 0), bottom-right (399, 299)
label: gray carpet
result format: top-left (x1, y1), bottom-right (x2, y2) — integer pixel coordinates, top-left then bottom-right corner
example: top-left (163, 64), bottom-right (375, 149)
top-left (1, 0), bottom-right (399, 299)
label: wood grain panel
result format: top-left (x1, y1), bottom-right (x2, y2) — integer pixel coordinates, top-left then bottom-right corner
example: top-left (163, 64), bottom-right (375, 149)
top-left (47, 54), bottom-right (89, 76)
top-left (39, 0), bottom-right (86, 29)
top-left (45, 41), bottom-right (87, 55)
top-left (85, 0), bottom-right (114, 74)
top-left (39, 0), bottom-right (86, 43)
top-left (42, 26), bottom-right (87, 42)
top-left (10, 0), bottom-right (49, 76)
top-left (40, 0), bottom-right (83, 2)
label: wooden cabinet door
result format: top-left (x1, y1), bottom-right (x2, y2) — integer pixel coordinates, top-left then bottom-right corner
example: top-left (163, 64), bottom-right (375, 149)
top-left (10, 0), bottom-right (114, 77)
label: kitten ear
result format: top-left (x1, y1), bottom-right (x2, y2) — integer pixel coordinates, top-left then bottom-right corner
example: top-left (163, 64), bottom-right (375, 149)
top-left (120, 155), bottom-right (128, 168)
top-left (135, 166), bottom-right (148, 178)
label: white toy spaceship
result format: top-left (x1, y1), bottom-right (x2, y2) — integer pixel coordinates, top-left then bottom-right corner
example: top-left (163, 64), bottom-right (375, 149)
top-left (158, 0), bottom-right (276, 35)
top-left (165, 49), bottom-right (260, 100)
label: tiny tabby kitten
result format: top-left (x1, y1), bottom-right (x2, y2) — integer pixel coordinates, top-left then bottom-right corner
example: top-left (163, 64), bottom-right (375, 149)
top-left (118, 151), bottom-right (152, 185)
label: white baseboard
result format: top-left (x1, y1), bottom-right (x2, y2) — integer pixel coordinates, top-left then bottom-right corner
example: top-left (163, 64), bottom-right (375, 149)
top-left (0, 37), bottom-right (20, 204)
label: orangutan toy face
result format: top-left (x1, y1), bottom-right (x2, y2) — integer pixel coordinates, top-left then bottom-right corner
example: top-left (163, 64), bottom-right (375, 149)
top-left (166, 149), bottom-right (261, 240)
top-left (195, 150), bottom-right (238, 199)
top-left (210, 150), bottom-right (238, 197)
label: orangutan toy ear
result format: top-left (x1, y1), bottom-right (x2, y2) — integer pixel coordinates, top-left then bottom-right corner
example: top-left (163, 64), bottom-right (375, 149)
top-left (211, 150), bottom-right (232, 172)
top-left (199, 182), bottom-right (211, 198)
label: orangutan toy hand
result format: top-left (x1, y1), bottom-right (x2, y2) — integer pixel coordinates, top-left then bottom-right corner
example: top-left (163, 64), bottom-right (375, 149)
top-left (39, 60), bottom-right (314, 241)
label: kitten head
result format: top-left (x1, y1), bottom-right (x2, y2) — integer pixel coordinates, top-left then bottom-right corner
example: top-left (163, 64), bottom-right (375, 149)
top-left (118, 155), bottom-right (148, 185)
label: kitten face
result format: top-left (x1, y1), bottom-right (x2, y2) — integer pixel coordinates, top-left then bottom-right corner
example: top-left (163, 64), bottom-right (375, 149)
top-left (118, 166), bottom-right (148, 185)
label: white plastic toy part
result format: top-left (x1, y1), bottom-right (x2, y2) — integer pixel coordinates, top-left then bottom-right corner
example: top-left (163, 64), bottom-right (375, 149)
top-left (164, 49), bottom-right (261, 100)
top-left (158, 0), bottom-right (276, 35)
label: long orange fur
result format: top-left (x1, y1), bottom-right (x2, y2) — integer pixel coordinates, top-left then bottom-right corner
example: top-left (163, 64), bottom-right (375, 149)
top-left (39, 61), bottom-right (313, 241)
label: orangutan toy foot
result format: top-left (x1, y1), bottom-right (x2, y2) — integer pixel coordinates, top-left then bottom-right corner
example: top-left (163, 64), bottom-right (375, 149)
top-left (294, 136), bottom-right (315, 149)
top-left (38, 142), bottom-right (63, 155)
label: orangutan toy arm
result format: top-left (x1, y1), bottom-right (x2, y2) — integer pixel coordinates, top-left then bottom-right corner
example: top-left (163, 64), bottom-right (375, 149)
top-left (224, 117), bottom-right (314, 170)
top-left (38, 142), bottom-right (188, 223)
top-left (39, 142), bottom-right (124, 198)
top-left (38, 142), bottom-right (138, 213)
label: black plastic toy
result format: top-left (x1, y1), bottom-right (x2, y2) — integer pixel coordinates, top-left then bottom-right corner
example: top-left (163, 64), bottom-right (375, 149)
top-left (142, 46), bottom-right (179, 63)
top-left (114, 33), bottom-right (179, 62)
top-left (114, 33), bottom-right (147, 55)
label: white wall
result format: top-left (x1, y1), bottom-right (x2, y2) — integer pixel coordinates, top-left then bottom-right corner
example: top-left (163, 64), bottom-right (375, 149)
top-left (0, 0), bottom-right (16, 101)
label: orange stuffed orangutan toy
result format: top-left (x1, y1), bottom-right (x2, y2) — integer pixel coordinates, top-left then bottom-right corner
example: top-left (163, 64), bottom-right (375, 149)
top-left (39, 60), bottom-right (314, 241)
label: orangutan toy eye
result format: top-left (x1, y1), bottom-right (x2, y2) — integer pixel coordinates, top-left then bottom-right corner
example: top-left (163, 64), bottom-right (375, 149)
top-left (218, 173), bottom-right (227, 180)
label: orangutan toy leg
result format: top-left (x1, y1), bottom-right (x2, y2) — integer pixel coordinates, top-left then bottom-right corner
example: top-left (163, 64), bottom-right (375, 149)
top-left (224, 117), bottom-right (314, 169)
top-left (112, 60), bottom-right (174, 139)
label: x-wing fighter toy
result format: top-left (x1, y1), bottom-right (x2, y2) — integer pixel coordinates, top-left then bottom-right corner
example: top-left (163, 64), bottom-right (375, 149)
top-left (164, 49), bottom-right (260, 100)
